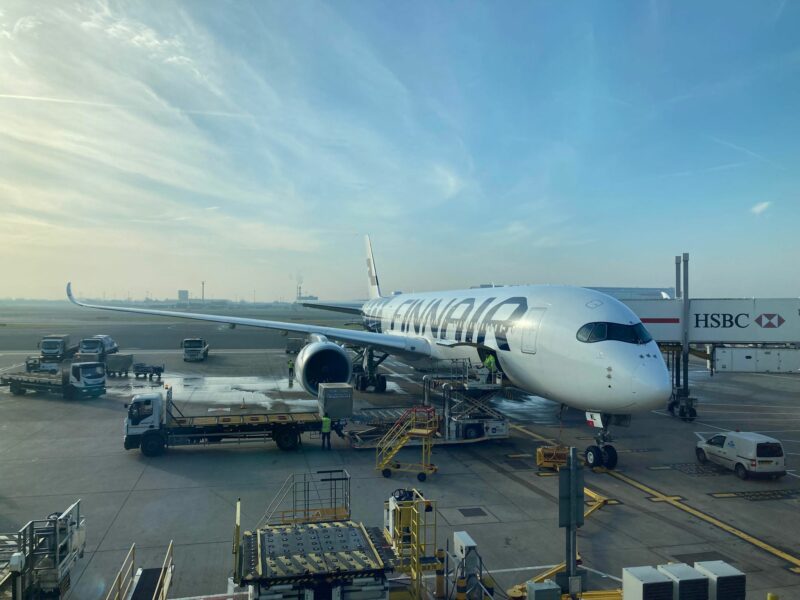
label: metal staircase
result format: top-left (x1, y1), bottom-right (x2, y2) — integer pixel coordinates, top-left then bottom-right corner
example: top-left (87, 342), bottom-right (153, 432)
top-left (376, 406), bottom-right (438, 481)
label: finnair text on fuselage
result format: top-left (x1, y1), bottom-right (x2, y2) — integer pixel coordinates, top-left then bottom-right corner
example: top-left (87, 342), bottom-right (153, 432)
top-left (363, 293), bottom-right (528, 351)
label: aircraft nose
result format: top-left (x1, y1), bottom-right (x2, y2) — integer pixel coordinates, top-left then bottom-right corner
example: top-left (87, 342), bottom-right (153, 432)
top-left (631, 362), bottom-right (672, 409)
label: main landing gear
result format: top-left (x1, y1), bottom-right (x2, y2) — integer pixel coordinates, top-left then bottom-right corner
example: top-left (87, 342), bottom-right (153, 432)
top-left (584, 413), bottom-right (619, 470)
top-left (352, 347), bottom-right (389, 393)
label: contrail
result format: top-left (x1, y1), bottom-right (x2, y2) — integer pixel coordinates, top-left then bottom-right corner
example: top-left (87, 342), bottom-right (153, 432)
top-left (0, 93), bottom-right (252, 118)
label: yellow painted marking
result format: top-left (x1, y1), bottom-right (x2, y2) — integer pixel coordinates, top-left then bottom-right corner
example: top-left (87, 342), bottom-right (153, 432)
top-left (711, 493), bottom-right (738, 498)
top-left (608, 470), bottom-right (800, 570)
top-left (535, 471), bottom-right (558, 477)
top-left (513, 423), bottom-right (800, 572)
top-left (649, 496), bottom-right (683, 502)
top-left (511, 424), bottom-right (555, 444)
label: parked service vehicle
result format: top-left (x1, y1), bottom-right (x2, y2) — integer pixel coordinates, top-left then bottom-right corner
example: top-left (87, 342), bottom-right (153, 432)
top-left (696, 431), bottom-right (786, 479)
top-left (26, 356), bottom-right (61, 373)
top-left (38, 334), bottom-right (78, 362)
top-left (181, 338), bottom-right (209, 361)
top-left (1, 362), bottom-right (106, 399)
top-left (106, 354), bottom-right (134, 377)
top-left (285, 337), bottom-right (305, 354)
top-left (79, 335), bottom-right (118, 359)
top-left (124, 386), bottom-right (339, 456)
top-left (133, 363), bottom-right (165, 380)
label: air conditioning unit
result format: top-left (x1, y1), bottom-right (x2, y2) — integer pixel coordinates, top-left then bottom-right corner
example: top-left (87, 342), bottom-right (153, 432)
top-left (657, 563), bottom-right (709, 600)
top-left (622, 566), bottom-right (673, 600)
top-left (525, 579), bottom-right (561, 600)
top-left (694, 561), bottom-right (745, 600)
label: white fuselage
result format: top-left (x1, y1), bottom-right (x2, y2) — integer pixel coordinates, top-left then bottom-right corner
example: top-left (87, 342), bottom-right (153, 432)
top-left (362, 285), bottom-right (671, 414)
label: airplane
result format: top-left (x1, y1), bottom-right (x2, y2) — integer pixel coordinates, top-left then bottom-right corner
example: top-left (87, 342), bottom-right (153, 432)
top-left (66, 236), bottom-right (671, 469)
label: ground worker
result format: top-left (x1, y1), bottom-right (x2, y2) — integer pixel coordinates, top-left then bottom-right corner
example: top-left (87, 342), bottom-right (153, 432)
top-left (483, 354), bottom-right (496, 384)
top-left (287, 358), bottom-right (295, 379)
top-left (321, 414), bottom-right (332, 450)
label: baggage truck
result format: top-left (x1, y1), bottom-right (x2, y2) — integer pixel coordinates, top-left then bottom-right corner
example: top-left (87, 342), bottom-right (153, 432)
top-left (38, 334), bottom-right (78, 362)
top-left (1, 362), bottom-right (106, 399)
top-left (124, 386), bottom-right (342, 456)
top-left (105, 354), bottom-right (134, 377)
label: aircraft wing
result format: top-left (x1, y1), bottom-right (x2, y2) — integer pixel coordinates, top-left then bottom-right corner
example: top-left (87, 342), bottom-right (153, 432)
top-left (300, 301), bottom-right (363, 315)
top-left (66, 283), bottom-right (430, 357)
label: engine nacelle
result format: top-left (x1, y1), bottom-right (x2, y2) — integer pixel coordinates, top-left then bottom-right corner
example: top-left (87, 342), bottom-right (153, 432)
top-left (295, 341), bottom-right (352, 396)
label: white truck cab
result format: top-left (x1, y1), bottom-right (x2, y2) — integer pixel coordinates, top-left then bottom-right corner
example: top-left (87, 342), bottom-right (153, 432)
top-left (79, 335), bottom-right (119, 357)
top-left (697, 431), bottom-right (786, 479)
top-left (182, 338), bottom-right (209, 361)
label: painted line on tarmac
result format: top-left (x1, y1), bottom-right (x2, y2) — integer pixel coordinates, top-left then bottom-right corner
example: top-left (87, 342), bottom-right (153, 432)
top-left (606, 469), bottom-right (800, 571)
top-left (512, 422), bottom-right (800, 572)
top-left (381, 365), bottom-right (418, 384)
top-left (0, 362), bottom-right (23, 373)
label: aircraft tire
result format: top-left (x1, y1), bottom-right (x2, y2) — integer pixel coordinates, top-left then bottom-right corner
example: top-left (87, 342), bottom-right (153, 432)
top-left (601, 445), bottom-right (618, 470)
top-left (585, 445), bottom-right (604, 468)
top-left (686, 407), bottom-right (697, 422)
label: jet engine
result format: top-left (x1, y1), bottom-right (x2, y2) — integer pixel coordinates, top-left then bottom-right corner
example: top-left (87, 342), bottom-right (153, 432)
top-left (295, 338), bottom-right (352, 395)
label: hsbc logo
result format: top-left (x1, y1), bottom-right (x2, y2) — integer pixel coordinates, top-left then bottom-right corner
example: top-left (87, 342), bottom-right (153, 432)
top-left (755, 313), bottom-right (785, 328)
top-left (694, 312), bottom-right (786, 329)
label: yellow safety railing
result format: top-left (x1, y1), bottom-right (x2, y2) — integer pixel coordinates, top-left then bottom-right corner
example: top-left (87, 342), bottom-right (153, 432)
top-left (152, 540), bottom-right (174, 600)
top-left (104, 544), bottom-right (136, 600)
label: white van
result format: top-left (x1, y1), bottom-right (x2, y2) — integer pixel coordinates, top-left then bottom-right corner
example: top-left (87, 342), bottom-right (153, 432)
top-left (696, 431), bottom-right (786, 480)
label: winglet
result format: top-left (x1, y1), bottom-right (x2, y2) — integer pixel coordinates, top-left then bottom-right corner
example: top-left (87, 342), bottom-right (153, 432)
top-left (365, 235), bottom-right (383, 300)
top-left (66, 282), bottom-right (80, 306)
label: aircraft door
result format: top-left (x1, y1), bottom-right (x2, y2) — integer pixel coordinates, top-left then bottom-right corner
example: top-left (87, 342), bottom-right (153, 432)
top-left (521, 308), bottom-right (547, 354)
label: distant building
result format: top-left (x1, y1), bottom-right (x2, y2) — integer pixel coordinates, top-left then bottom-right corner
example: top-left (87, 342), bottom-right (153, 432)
top-left (178, 290), bottom-right (189, 302)
top-left (295, 284), bottom-right (318, 302)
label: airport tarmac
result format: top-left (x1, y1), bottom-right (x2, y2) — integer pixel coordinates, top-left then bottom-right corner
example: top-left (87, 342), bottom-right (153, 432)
top-left (1, 306), bottom-right (800, 598)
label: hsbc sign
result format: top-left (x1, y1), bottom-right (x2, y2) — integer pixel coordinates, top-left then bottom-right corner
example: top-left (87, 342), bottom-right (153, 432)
top-left (625, 298), bottom-right (799, 344)
top-left (694, 313), bottom-right (785, 329)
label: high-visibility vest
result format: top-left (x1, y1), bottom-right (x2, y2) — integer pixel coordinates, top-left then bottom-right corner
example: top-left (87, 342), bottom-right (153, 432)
top-left (288, 360), bottom-right (294, 368)
top-left (321, 416), bottom-right (332, 433)
top-left (484, 355), bottom-right (496, 372)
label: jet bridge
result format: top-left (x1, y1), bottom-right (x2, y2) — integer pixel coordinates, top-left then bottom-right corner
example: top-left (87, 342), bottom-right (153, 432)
top-left (626, 297), bottom-right (800, 345)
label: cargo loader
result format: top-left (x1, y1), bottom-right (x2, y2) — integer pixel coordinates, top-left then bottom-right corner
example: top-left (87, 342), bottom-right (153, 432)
top-left (124, 384), bottom-right (349, 456)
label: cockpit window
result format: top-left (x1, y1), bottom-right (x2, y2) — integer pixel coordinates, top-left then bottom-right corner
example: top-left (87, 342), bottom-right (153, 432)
top-left (587, 323), bottom-right (607, 343)
top-left (576, 322), bottom-right (653, 345)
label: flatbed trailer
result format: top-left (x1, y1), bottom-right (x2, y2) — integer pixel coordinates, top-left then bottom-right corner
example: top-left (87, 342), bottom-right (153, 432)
top-left (124, 387), bottom-right (338, 456)
top-left (0, 363), bottom-right (106, 399)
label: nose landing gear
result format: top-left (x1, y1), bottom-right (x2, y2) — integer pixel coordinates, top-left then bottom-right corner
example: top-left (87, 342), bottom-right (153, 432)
top-left (584, 413), bottom-right (619, 470)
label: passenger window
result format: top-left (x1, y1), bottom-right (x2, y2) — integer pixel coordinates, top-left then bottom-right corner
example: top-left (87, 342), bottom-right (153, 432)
top-left (709, 435), bottom-right (725, 447)
top-left (587, 323), bottom-right (607, 342)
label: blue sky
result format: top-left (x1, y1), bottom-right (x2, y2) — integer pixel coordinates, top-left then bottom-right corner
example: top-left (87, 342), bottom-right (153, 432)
top-left (1, 0), bottom-right (797, 300)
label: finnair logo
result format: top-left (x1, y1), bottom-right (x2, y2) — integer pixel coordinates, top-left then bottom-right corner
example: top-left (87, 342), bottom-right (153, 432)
top-left (755, 313), bottom-right (785, 329)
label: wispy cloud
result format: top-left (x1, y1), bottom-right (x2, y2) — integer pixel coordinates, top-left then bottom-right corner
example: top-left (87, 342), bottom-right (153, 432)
top-left (750, 201), bottom-right (772, 216)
